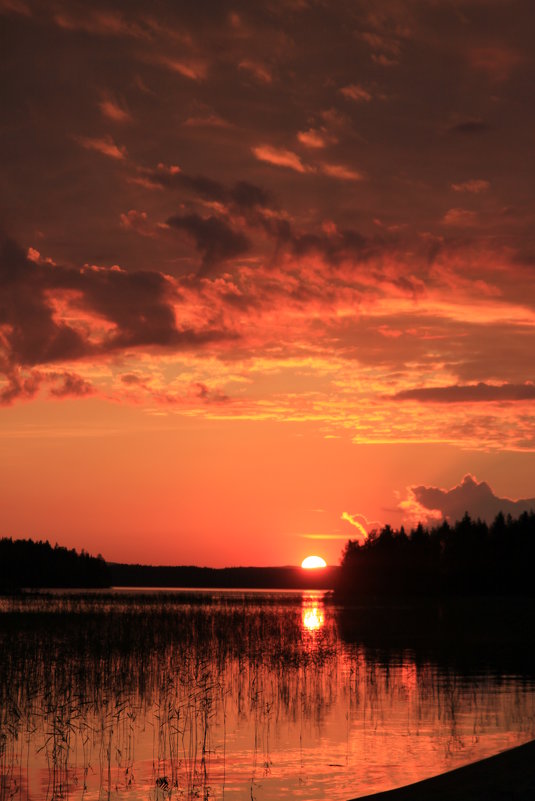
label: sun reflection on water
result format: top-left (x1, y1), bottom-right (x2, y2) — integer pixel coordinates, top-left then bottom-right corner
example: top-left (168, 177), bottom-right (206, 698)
top-left (302, 606), bottom-right (324, 631)
top-left (3, 592), bottom-right (535, 801)
top-left (302, 592), bottom-right (325, 632)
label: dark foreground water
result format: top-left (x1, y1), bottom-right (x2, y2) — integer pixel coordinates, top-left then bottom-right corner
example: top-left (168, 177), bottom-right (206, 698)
top-left (1, 590), bottom-right (534, 801)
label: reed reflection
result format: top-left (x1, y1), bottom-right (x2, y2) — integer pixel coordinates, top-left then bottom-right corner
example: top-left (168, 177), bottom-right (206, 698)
top-left (0, 592), bottom-right (534, 801)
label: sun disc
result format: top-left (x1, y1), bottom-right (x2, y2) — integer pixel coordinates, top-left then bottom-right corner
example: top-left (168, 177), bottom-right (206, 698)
top-left (301, 555), bottom-right (327, 569)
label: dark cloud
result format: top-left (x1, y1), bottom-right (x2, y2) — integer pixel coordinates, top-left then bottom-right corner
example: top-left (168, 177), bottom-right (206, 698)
top-left (147, 167), bottom-right (271, 211)
top-left (258, 213), bottom-right (392, 266)
top-left (73, 267), bottom-right (179, 349)
top-left (448, 121), bottom-right (493, 135)
top-left (191, 381), bottom-right (229, 404)
top-left (0, 237), bottom-right (90, 366)
top-left (394, 382), bottom-right (535, 403)
top-left (258, 214), bottom-right (293, 243)
top-left (49, 371), bottom-right (93, 398)
top-left (511, 248), bottom-right (535, 267)
top-left (3, 0), bottom-right (535, 432)
top-left (120, 372), bottom-right (144, 385)
top-left (410, 474), bottom-right (535, 524)
top-left (230, 181), bottom-right (270, 210)
top-left (0, 368), bottom-right (42, 405)
top-left (154, 170), bottom-right (226, 199)
top-left (166, 214), bottom-right (250, 274)
top-left (0, 234), bottom-right (234, 396)
top-left (291, 230), bottom-right (367, 260)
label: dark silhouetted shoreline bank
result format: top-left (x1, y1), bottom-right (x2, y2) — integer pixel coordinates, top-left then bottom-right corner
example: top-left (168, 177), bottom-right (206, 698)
top-left (349, 738), bottom-right (535, 801)
top-left (0, 538), bottom-right (339, 590)
top-left (108, 562), bottom-right (339, 590)
top-left (0, 538), bottom-right (110, 590)
top-left (336, 511), bottom-right (535, 601)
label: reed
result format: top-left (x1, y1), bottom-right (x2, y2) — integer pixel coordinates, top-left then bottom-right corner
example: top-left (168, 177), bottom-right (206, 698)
top-left (1, 592), bottom-right (534, 801)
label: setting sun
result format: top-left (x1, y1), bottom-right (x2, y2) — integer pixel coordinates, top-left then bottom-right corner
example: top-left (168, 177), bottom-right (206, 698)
top-left (301, 555), bottom-right (327, 569)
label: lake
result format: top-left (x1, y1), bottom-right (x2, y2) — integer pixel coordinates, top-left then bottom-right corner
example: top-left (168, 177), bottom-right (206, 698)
top-left (1, 590), bottom-right (534, 801)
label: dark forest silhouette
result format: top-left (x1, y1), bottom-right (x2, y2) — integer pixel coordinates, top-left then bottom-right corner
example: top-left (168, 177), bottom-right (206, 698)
top-left (0, 538), bottom-right (337, 590)
top-left (109, 562), bottom-right (338, 589)
top-left (3, 509), bottom-right (535, 594)
top-left (336, 511), bottom-right (535, 599)
top-left (0, 538), bottom-right (110, 591)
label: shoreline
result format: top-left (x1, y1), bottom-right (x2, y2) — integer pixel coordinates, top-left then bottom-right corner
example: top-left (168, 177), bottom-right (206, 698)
top-left (350, 739), bottom-right (535, 801)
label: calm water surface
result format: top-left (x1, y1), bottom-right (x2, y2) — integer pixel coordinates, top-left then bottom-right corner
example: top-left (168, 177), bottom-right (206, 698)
top-left (0, 590), bottom-right (534, 801)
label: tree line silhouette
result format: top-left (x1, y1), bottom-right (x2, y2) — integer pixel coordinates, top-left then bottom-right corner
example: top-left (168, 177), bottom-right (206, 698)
top-left (4, 510), bottom-right (535, 596)
top-left (109, 562), bottom-right (338, 589)
top-left (0, 537), bottom-right (338, 591)
top-left (336, 511), bottom-right (535, 599)
top-left (0, 538), bottom-right (110, 591)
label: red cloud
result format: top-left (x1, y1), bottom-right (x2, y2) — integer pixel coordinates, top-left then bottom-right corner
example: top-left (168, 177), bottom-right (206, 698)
top-left (339, 84), bottom-right (372, 102)
top-left (166, 213), bottom-right (250, 274)
top-left (297, 129), bottom-right (331, 149)
top-left (154, 54), bottom-right (208, 80)
top-left (394, 383), bottom-right (535, 404)
top-left (0, 233), bottom-right (235, 405)
top-left (469, 45), bottom-right (523, 82)
top-left (49, 371), bottom-right (93, 398)
top-left (99, 97), bottom-right (131, 123)
top-left (442, 208), bottom-right (478, 227)
top-left (75, 135), bottom-right (127, 160)
top-left (451, 179), bottom-right (490, 194)
top-left (400, 474), bottom-right (535, 526)
top-left (252, 145), bottom-right (309, 173)
top-left (120, 210), bottom-right (156, 237)
top-left (238, 59), bottom-right (272, 84)
top-left (321, 163), bottom-right (364, 182)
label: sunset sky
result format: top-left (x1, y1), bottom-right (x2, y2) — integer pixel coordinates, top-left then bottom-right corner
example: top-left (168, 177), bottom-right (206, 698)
top-left (2, 0), bottom-right (535, 566)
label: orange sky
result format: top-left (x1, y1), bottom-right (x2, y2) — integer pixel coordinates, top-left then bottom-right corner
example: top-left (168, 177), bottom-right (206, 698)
top-left (2, 0), bottom-right (535, 565)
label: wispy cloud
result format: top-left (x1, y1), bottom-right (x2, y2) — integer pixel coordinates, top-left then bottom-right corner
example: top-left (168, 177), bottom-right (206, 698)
top-left (99, 97), bottom-right (131, 123)
top-left (75, 135), bottom-right (127, 160)
top-left (299, 533), bottom-right (352, 540)
top-left (339, 84), bottom-right (372, 102)
top-left (321, 163), bottom-right (364, 181)
top-left (297, 129), bottom-right (332, 149)
top-left (154, 54), bottom-right (207, 80)
top-left (341, 512), bottom-right (382, 541)
top-left (451, 179), bottom-right (490, 194)
top-left (442, 208), bottom-right (478, 226)
top-left (252, 145), bottom-right (309, 173)
top-left (239, 59), bottom-right (272, 84)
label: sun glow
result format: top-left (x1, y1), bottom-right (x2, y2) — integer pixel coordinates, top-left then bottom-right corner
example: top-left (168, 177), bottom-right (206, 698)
top-left (301, 555), bottom-right (327, 569)
top-left (302, 605), bottom-right (325, 631)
